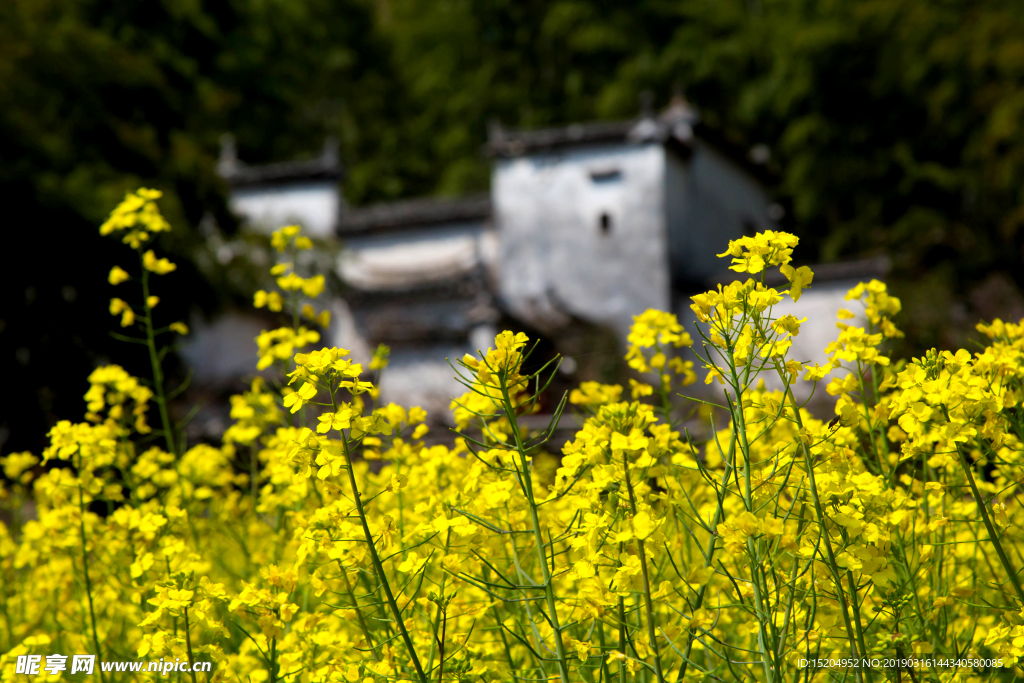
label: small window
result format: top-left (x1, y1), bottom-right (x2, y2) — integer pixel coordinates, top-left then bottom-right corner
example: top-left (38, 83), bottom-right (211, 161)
top-left (590, 169), bottom-right (622, 183)
top-left (599, 212), bottom-right (612, 235)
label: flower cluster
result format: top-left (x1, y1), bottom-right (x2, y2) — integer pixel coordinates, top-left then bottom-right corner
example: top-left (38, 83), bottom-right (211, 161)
top-left (254, 225), bottom-right (332, 328)
top-left (83, 365), bottom-right (153, 433)
top-left (716, 230), bottom-right (798, 274)
top-left (99, 188), bottom-right (171, 248)
top-left (100, 188), bottom-right (188, 342)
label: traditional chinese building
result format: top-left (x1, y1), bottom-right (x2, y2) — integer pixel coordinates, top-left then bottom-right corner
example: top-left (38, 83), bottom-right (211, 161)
top-left (217, 134), bottom-right (343, 239)
top-left (207, 99), bottom-right (886, 417)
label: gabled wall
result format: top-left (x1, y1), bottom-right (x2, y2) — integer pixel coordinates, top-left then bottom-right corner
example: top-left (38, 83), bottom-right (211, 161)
top-left (493, 142), bottom-right (671, 342)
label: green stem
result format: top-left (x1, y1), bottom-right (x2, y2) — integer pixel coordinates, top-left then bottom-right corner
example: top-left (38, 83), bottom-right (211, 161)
top-left (140, 256), bottom-right (176, 455)
top-left (493, 600), bottom-right (517, 673)
top-left (617, 596), bottom-right (628, 683)
top-left (782, 383), bottom-right (866, 683)
top-left (676, 432), bottom-right (737, 682)
top-left (854, 360), bottom-right (887, 478)
top-left (436, 601), bottom-right (448, 683)
top-left (337, 561), bottom-right (380, 659)
top-left (598, 618), bottom-right (612, 683)
top-left (77, 466), bottom-right (107, 683)
top-left (426, 529), bottom-right (452, 675)
top-left (946, 412), bottom-right (1024, 605)
top-left (725, 361), bottom-right (775, 683)
top-left (269, 635), bottom-right (277, 683)
top-left (183, 607), bottom-right (200, 683)
top-left (845, 571), bottom-right (870, 667)
top-left (622, 452), bottom-right (665, 683)
top-left (339, 431), bottom-right (428, 683)
top-left (500, 378), bottom-right (571, 683)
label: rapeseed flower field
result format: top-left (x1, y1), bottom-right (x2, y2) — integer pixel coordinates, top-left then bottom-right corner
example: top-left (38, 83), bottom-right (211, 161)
top-left (2, 190), bottom-right (1023, 682)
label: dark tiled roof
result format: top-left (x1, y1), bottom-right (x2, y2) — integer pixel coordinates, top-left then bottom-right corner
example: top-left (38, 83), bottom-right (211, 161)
top-left (486, 120), bottom-right (639, 157)
top-left (486, 98), bottom-right (702, 158)
top-left (338, 194), bottom-right (491, 234)
top-left (222, 157), bottom-right (342, 187)
top-left (485, 98), bottom-right (775, 183)
top-left (217, 135), bottom-right (342, 188)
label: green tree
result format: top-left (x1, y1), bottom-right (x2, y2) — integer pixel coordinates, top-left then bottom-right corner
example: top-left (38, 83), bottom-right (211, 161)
top-left (0, 0), bottom-right (395, 453)
top-left (650, 0), bottom-right (1024, 348)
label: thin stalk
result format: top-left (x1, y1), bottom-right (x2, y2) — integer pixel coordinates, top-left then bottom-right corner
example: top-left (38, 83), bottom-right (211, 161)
top-left (622, 453), bottom-right (665, 683)
top-left (493, 601), bottom-right (518, 673)
top-left (725, 359), bottom-right (775, 683)
top-left (854, 360), bottom-right (887, 477)
top-left (139, 257), bottom-right (176, 455)
top-left (269, 635), bottom-right (277, 683)
top-left (339, 430), bottom-right (428, 683)
top-left (676, 425), bottom-right (738, 682)
top-left (781, 384), bottom-right (866, 683)
top-left (946, 410), bottom-right (1024, 605)
top-left (500, 377), bottom-right (571, 683)
top-left (77, 468), bottom-right (107, 683)
top-left (598, 618), bottom-right (612, 683)
top-left (183, 607), bottom-right (200, 683)
top-left (845, 571), bottom-right (870, 667)
top-left (337, 561), bottom-right (380, 659)
top-left (618, 597), bottom-right (628, 683)
top-left (427, 530), bottom-right (452, 675)
top-left (436, 601), bottom-right (448, 683)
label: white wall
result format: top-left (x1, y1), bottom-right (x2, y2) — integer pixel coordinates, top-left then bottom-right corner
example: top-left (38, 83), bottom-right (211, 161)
top-left (337, 223), bottom-right (488, 291)
top-left (493, 143), bottom-right (671, 342)
top-left (230, 181), bottom-right (340, 238)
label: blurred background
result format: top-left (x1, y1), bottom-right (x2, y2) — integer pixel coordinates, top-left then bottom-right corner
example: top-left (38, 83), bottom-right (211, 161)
top-left (5, 0), bottom-right (1024, 454)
